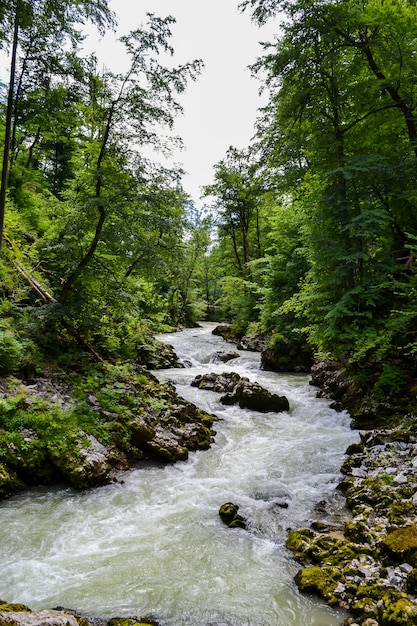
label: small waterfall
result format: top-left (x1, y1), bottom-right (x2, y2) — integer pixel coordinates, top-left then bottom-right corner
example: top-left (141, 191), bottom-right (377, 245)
top-left (0, 323), bottom-right (358, 625)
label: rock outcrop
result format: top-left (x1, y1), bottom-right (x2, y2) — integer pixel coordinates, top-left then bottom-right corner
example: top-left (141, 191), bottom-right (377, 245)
top-left (261, 336), bottom-right (313, 373)
top-left (191, 372), bottom-right (290, 413)
top-left (0, 369), bottom-right (217, 500)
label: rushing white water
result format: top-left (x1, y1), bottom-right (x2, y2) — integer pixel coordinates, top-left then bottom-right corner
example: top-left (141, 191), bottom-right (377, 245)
top-left (0, 324), bottom-right (359, 626)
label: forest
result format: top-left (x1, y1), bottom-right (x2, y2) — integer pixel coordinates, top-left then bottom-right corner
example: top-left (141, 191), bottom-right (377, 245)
top-left (2, 3), bottom-right (417, 626)
top-left (1, 0), bottom-right (417, 415)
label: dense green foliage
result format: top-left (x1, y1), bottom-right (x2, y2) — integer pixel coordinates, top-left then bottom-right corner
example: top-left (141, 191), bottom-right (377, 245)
top-left (203, 0), bottom-right (417, 404)
top-left (1, 0), bottom-right (416, 413)
top-left (0, 2), bottom-right (211, 366)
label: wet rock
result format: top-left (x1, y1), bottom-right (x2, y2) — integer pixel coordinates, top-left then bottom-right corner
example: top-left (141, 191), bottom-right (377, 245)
top-left (261, 336), bottom-right (313, 373)
top-left (192, 372), bottom-right (289, 413)
top-left (136, 339), bottom-right (182, 370)
top-left (221, 379), bottom-right (290, 413)
top-left (145, 427), bottom-right (189, 463)
top-left (383, 526), bottom-right (417, 566)
top-left (0, 610), bottom-right (79, 626)
top-left (47, 432), bottom-right (112, 489)
top-left (209, 351), bottom-right (240, 363)
top-left (192, 372), bottom-right (241, 393)
top-left (236, 331), bottom-right (269, 352)
top-left (0, 462), bottom-right (26, 498)
top-left (219, 502), bottom-right (247, 529)
top-left (211, 324), bottom-right (237, 341)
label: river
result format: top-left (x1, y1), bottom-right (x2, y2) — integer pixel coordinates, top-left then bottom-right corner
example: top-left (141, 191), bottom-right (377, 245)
top-left (0, 324), bottom-right (358, 625)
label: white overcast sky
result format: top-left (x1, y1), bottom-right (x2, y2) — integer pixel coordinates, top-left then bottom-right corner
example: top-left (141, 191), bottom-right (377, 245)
top-left (83, 0), bottom-right (280, 205)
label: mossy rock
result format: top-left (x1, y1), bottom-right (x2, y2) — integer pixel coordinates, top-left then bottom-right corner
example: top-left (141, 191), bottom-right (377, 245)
top-left (345, 518), bottom-right (374, 544)
top-left (108, 618), bottom-right (159, 626)
top-left (406, 568), bottom-right (417, 594)
top-left (129, 417), bottom-right (155, 448)
top-left (286, 528), bottom-right (316, 563)
top-left (219, 502), bottom-right (246, 529)
top-left (0, 463), bottom-right (26, 498)
top-left (0, 602), bottom-right (30, 613)
top-left (294, 565), bottom-right (344, 604)
top-left (383, 526), bottom-right (417, 566)
top-left (195, 424), bottom-right (213, 449)
top-left (381, 596), bottom-right (417, 625)
top-left (350, 597), bottom-right (379, 621)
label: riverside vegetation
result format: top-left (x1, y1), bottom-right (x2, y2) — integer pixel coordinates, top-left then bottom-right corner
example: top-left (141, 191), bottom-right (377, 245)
top-left (1, 1), bottom-right (417, 625)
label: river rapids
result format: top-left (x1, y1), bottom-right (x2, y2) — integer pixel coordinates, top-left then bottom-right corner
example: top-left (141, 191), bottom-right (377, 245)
top-left (0, 324), bottom-right (359, 625)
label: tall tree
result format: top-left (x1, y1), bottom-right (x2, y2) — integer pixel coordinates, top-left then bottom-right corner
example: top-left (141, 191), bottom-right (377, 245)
top-left (0, 0), bottom-right (114, 250)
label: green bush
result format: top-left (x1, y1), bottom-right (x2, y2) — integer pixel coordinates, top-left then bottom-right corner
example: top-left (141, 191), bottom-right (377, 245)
top-left (0, 330), bottom-right (23, 374)
top-left (373, 364), bottom-right (406, 399)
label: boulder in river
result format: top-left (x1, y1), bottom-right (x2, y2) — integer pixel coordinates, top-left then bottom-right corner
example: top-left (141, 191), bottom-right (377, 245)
top-left (209, 351), bottom-right (240, 363)
top-left (192, 372), bottom-right (290, 413)
top-left (219, 502), bottom-right (247, 529)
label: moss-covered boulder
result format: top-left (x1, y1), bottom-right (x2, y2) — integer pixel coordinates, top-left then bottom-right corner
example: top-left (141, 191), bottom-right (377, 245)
top-left (145, 428), bottom-right (189, 462)
top-left (0, 462), bottom-right (26, 498)
top-left (219, 502), bottom-right (247, 529)
top-left (294, 565), bottom-right (344, 605)
top-left (47, 431), bottom-right (112, 489)
top-left (383, 526), bottom-right (417, 566)
top-left (381, 595), bottom-right (417, 625)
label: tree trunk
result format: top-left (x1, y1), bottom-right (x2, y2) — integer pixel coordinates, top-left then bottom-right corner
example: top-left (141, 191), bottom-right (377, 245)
top-left (0, 12), bottom-right (19, 252)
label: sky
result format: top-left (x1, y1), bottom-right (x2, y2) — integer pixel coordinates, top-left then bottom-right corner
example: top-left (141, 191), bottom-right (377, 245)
top-left (82, 0), bottom-right (280, 205)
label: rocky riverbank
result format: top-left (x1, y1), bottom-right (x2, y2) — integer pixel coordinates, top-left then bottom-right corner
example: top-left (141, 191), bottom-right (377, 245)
top-left (0, 340), bottom-right (216, 500)
top-left (0, 602), bottom-right (159, 626)
top-left (212, 325), bottom-right (417, 625)
top-left (288, 423), bottom-right (417, 626)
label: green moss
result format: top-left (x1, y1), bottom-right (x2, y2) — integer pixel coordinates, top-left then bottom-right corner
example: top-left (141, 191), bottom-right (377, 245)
top-left (350, 597), bottom-right (379, 620)
top-left (0, 601), bottom-right (31, 612)
top-left (381, 596), bottom-right (417, 625)
top-left (383, 526), bottom-right (417, 565)
top-left (294, 565), bottom-right (343, 604)
top-left (219, 502), bottom-right (246, 529)
top-left (195, 424), bottom-right (213, 449)
top-left (286, 528), bottom-right (315, 563)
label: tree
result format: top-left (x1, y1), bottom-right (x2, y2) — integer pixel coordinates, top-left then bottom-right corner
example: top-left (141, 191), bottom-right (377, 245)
top-left (243, 0), bottom-right (417, 353)
top-left (57, 15), bottom-right (202, 308)
top-left (0, 0), bottom-right (114, 250)
top-left (204, 147), bottom-right (265, 274)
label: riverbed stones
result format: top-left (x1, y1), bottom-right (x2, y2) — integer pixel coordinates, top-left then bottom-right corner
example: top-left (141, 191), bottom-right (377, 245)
top-left (191, 372), bottom-right (289, 413)
top-left (287, 422), bottom-right (417, 625)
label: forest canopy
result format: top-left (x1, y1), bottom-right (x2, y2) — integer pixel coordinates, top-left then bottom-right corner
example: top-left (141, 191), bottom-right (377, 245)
top-left (0, 0), bottom-right (416, 406)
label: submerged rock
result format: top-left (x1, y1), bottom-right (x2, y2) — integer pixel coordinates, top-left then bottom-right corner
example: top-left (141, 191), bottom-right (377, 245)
top-left (210, 351), bottom-right (240, 363)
